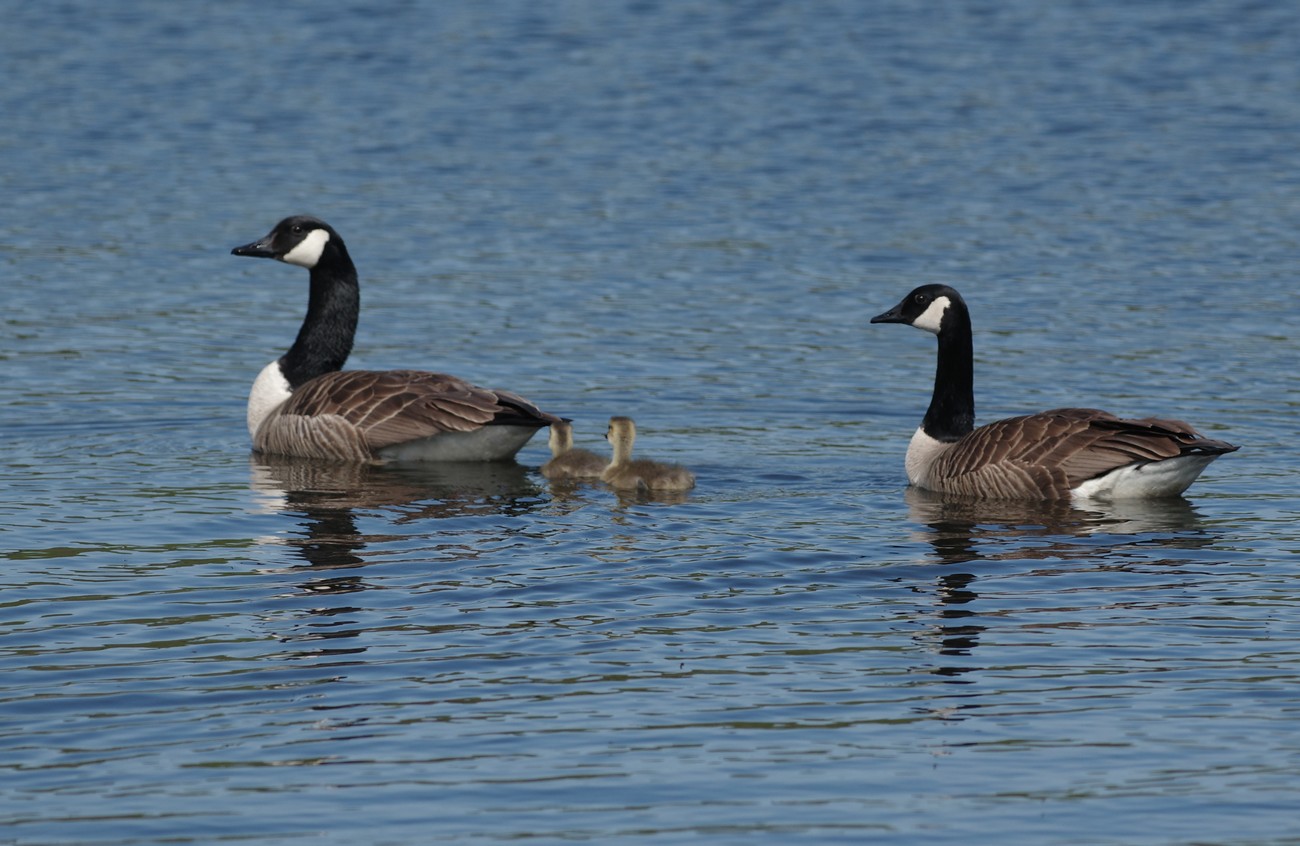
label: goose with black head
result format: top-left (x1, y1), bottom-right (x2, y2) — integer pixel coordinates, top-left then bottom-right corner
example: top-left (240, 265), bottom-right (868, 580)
top-left (871, 284), bottom-right (1237, 500)
top-left (233, 215), bottom-right (560, 462)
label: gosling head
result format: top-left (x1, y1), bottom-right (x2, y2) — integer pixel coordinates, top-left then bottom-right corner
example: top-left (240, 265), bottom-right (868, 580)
top-left (605, 416), bottom-right (636, 461)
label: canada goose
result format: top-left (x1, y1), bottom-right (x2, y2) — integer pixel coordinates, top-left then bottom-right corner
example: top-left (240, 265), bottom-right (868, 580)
top-left (232, 215), bottom-right (560, 462)
top-left (540, 420), bottom-right (608, 481)
top-left (602, 416), bottom-right (696, 492)
top-left (871, 284), bottom-right (1237, 500)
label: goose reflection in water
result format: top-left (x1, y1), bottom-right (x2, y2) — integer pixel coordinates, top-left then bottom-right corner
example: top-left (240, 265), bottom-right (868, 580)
top-left (248, 455), bottom-right (544, 659)
top-left (904, 486), bottom-right (1210, 566)
top-left (251, 455), bottom-right (544, 568)
top-left (900, 487), bottom-right (1220, 696)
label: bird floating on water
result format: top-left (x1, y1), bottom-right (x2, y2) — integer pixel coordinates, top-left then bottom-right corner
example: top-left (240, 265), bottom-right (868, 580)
top-left (870, 284), bottom-right (1237, 500)
top-left (232, 215), bottom-right (559, 462)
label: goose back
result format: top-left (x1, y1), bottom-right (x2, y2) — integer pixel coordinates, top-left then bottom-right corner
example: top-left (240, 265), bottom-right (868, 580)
top-left (913, 408), bottom-right (1238, 500)
top-left (254, 369), bottom-right (557, 462)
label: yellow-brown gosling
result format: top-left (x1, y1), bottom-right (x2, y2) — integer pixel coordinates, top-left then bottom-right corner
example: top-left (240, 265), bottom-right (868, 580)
top-left (602, 416), bottom-right (695, 492)
top-left (540, 420), bottom-right (608, 481)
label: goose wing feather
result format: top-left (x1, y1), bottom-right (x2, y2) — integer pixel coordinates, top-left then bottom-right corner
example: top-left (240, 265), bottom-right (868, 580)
top-left (930, 408), bottom-right (1228, 499)
top-left (259, 370), bottom-right (556, 456)
top-left (254, 412), bottom-right (373, 461)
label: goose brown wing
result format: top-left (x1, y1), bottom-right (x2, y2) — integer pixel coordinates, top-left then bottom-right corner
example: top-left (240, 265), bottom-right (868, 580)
top-left (930, 409), bottom-right (1223, 498)
top-left (279, 370), bottom-right (555, 452)
top-left (254, 412), bottom-right (372, 461)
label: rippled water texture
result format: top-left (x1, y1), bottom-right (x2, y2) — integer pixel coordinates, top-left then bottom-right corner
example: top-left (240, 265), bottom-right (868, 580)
top-left (3, 2), bottom-right (1299, 844)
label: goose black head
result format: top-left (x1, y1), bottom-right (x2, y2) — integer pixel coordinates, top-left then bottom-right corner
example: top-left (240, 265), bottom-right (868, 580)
top-left (871, 284), bottom-right (966, 336)
top-left (231, 215), bottom-right (345, 270)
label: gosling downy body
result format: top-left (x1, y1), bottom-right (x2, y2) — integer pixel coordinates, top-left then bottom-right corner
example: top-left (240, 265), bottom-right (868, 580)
top-left (233, 216), bottom-right (560, 462)
top-left (871, 284), bottom-right (1237, 500)
top-left (602, 416), bottom-right (695, 492)
top-left (540, 420), bottom-right (608, 481)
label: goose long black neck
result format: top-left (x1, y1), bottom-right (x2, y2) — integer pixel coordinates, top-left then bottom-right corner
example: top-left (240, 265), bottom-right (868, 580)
top-left (279, 246), bottom-right (359, 390)
top-left (923, 300), bottom-right (975, 442)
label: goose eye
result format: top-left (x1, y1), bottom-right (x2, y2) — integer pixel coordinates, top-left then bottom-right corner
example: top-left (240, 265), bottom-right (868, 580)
top-left (291, 224), bottom-right (304, 234)
top-left (914, 293), bottom-right (928, 305)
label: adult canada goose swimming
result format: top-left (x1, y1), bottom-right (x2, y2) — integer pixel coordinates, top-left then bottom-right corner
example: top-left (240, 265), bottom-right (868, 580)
top-left (602, 416), bottom-right (696, 492)
top-left (871, 284), bottom-right (1237, 500)
top-left (540, 420), bottom-right (608, 481)
top-left (232, 215), bottom-right (560, 462)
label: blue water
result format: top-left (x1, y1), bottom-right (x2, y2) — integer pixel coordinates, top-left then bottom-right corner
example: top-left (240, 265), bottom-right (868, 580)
top-left (3, 2), bottom-right (1299, 844)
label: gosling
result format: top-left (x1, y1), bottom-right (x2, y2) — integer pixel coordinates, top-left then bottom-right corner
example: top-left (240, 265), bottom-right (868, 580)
top-left (540, 420), bottom-right (608, 481)
top-left (602, 416), bottom-right (695, 492)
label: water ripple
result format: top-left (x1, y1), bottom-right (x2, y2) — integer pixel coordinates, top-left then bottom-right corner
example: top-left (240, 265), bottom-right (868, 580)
top-left (5, 1), bottom-right (1300, 843)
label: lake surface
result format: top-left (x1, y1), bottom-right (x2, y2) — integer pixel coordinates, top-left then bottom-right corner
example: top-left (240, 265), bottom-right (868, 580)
top-left (3, 1), bottom-right (1299, 844)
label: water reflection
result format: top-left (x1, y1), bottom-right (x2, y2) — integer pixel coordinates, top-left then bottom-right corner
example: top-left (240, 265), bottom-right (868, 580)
top-left (901, 487), bottom-right (1220, 691)
top-left (904, 486), bottom-right (1206, 567)
top-left (928, 570), bottom-right (980, 669)
top-left (249, 456), bottom-right (545, 657)
top-left (252, 455), bottom-right (542, 557)
top-left (609, 487), bottom-right (693, 507)
top-left (254, 452), bottom-right (540, 511)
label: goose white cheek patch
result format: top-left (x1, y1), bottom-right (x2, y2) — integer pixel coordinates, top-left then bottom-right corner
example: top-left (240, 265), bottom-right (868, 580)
top-left (911, 296), bottom-right (950, 334)
top-left (281, 229), bottom-right (330, 268)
